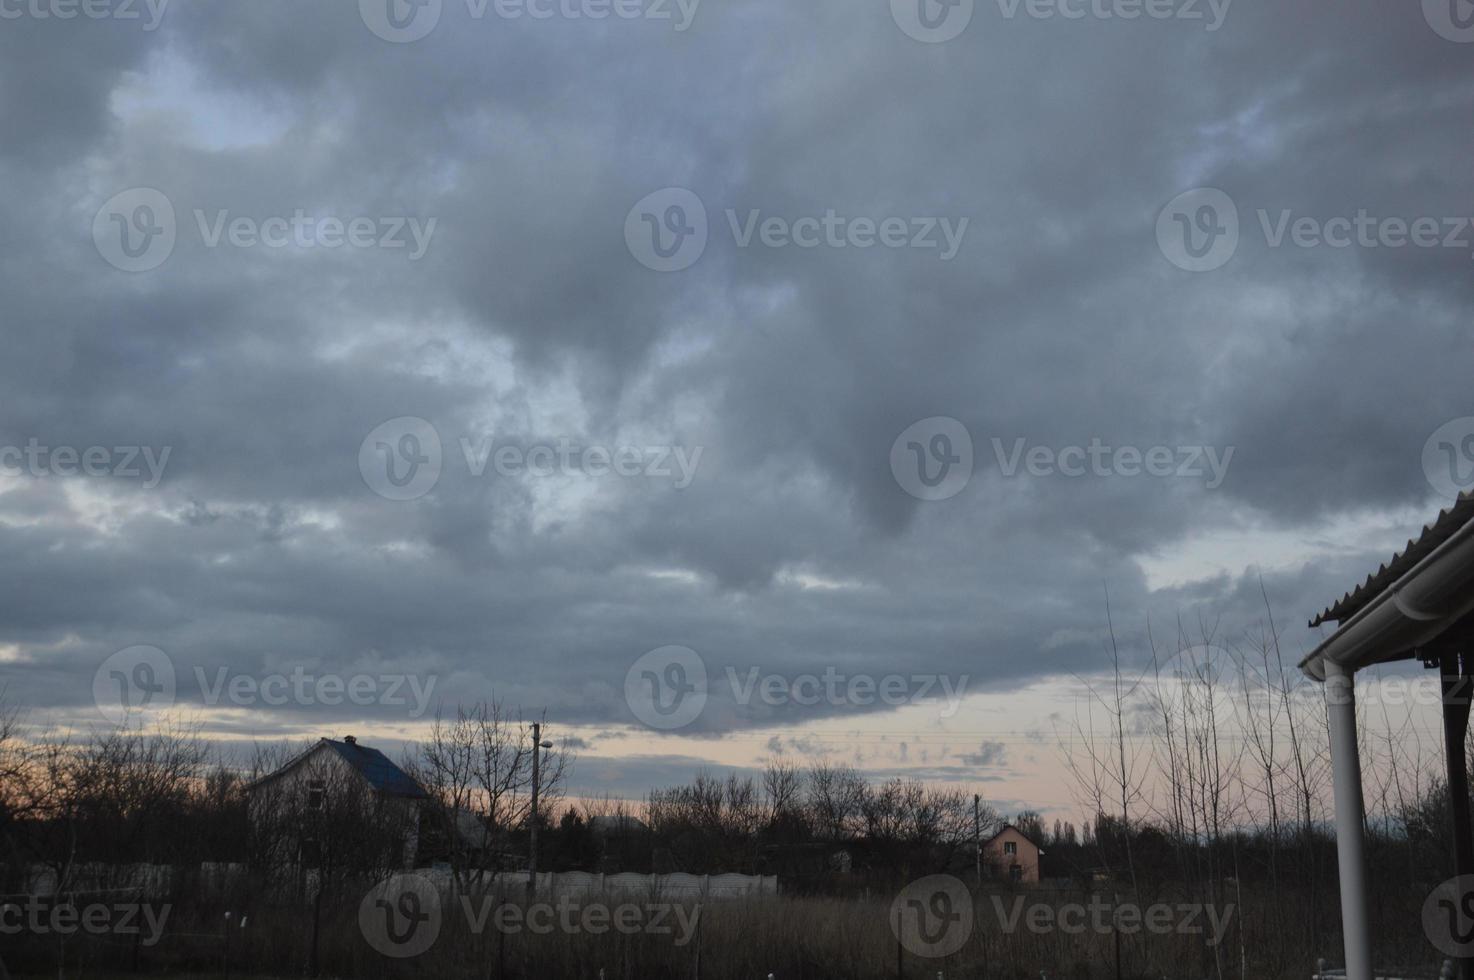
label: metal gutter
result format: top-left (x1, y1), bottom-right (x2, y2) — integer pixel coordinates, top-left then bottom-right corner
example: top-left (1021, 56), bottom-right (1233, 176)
top-left (1300, 513), bottom-right (1474, 681)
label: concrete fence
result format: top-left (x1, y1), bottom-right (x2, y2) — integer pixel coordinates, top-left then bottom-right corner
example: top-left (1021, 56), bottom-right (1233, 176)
top-left (15, 863), bottom-right (777, 901)
top-left (421, 869), bottom-right (779, 899)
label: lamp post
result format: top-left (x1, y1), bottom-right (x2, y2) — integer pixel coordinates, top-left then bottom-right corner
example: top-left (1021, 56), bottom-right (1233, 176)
top-left (974, 794), bottom-right (982, 887)
top-left (528, 721), bottom-right (554, 896)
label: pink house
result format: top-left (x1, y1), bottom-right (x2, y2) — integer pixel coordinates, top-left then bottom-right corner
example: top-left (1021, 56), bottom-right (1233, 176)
top-left (982, 824), bottom-right (1044, 884)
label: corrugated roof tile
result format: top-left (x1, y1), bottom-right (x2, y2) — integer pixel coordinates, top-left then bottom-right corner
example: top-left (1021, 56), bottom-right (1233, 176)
top-left (1310, 491), bottom-right (1474, 628)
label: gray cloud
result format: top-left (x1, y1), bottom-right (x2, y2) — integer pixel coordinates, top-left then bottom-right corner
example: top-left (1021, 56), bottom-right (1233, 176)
top-left (1, 0), bottom-right (1469, 771)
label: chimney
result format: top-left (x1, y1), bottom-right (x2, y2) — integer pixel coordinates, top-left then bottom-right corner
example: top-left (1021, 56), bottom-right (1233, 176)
top-left (343, 735), bottom-right (357, 745)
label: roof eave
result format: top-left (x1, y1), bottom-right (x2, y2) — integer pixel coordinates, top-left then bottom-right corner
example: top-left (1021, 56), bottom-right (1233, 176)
top-left (244, 738), bottom-right (332, 794)
top-left (1301, 513), bottom-right (1474, 680)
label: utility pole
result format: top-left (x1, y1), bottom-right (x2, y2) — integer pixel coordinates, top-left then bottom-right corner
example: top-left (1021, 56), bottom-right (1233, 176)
top-left (974, 794), bottom-right (982, 887)
top-left (528, 721), bottom-right (554, 896)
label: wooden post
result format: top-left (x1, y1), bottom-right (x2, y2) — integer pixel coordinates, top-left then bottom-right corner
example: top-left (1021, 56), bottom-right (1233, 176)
top-left (1442, 650), bottom-right (1474, 980)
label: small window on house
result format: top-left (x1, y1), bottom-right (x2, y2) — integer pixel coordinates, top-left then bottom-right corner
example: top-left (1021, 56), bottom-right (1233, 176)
top-left (1004, 841), bottom-right (1017, 856)
top-left (307, 779), bottom-right (325, 811)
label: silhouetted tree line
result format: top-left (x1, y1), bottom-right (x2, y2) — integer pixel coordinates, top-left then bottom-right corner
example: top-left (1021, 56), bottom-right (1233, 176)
top-left (620, 761), bottom-right (991, 890)
top-left (4, 646), bottom-right (1474, 978)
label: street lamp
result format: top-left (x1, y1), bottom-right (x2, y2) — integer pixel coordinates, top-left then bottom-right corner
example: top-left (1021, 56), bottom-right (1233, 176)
top-left (528, 721), bottom-right (554, 896)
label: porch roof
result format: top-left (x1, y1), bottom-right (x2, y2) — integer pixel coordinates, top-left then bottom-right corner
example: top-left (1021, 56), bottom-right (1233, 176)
top-left (1310, 491), bottom-right (1474, 627)
top-left (1300, 490), bottom-right (1474, 681)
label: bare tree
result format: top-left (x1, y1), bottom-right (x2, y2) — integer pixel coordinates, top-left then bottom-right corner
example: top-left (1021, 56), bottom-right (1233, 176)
top-left (0, 688), bottom-right (28, 980)
top-left (406, 707), bottom-right (483, 889)
top-left (761, 755), bottom-right (804, 827)
top-left (804, 761), bottom-right (867, 843)
top-left (408, 700), bottom-right (570, 887)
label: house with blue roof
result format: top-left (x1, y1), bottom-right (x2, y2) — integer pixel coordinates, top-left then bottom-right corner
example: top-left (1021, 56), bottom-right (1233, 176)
top-left (247, 736), bottom-right (428, 871)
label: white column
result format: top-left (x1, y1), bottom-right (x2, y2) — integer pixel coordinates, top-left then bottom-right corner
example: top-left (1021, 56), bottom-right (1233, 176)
top-left (1325, 660), bottom-right (1373, 980)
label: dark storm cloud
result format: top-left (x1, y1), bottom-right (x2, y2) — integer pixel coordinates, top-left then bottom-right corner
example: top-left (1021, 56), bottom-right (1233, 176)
top-left (1, 0), bottom-right (1470, 746)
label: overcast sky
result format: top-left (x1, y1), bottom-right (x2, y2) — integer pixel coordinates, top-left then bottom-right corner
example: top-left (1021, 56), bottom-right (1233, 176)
top-left (2, 0), bottom-right (1472, 814)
